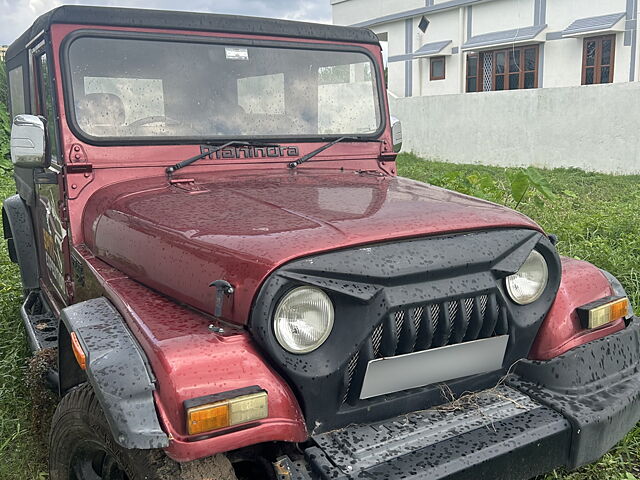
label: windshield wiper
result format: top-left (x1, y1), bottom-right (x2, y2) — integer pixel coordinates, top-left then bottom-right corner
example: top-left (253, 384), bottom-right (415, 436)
top-left (166, 141), bottom-right (278, 175)
top-left (288, 136), bottom-right (356, 169)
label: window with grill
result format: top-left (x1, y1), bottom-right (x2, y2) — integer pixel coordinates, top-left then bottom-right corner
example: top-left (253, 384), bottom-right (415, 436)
top-left (582, 35), bottom-right (615, 85)
top-left (466, 45), bottom-right (539, 92)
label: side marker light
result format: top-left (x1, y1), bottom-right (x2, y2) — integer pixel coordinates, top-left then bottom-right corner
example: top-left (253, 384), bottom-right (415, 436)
top-left (577, 296), bottom-right (629, 329)
top-left (70, 332), bottom-right (87, 370)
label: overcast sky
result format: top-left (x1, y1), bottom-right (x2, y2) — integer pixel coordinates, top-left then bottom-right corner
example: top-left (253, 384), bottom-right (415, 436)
top-left (0, 0), bottom-right (333, 45)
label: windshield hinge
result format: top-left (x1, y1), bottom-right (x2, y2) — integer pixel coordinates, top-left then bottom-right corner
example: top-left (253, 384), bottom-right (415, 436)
top-left (69, 143), bottom-right (89, 164)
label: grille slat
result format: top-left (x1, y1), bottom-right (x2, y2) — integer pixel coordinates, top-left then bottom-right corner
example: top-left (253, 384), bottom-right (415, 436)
top-left (431, 302), bottom-right (451, 348)
top-left (480, 294), bottom-right (499, 337)
top-left (416, 306), bottom-right (435, 350)
top-left (380, 314), bottom-right (399, 357)
top-left (465, 296), bottom-right (485, 341)
top-left (452, 298), bottom-right (469, 343)
top-left (397, 310), bottom-right (418, 355)
top-left (496, 306), bottom-right (509, 335)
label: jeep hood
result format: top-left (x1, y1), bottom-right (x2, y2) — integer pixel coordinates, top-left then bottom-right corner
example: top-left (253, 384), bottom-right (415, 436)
top-left (83, 169), bottom-right (542, 325)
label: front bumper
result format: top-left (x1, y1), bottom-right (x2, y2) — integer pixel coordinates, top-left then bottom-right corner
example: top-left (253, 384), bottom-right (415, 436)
top-left (278, 319), bottom-right (640, 480)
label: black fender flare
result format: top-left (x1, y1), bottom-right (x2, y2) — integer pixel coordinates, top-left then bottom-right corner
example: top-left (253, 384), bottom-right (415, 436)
top-left (59, 297), bottom-right (169, 449)
top-left (2, 194), bottom-right (39, 291)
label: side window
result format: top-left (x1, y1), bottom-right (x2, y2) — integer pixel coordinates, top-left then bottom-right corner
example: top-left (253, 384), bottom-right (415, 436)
top-left (8, 66), bottom-right (26, 116)
top-left (35, 52), bottom-right (60, 163)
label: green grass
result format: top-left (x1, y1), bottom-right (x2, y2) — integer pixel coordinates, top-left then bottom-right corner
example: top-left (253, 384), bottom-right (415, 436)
top-left (0, 153), bottom-right (639, 478)
top-left (0, 176), bottom-right (48, 479)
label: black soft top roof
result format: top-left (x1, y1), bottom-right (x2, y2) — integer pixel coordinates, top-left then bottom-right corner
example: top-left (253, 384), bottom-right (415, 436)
top-left (6, 5), bottom-right (379, 61)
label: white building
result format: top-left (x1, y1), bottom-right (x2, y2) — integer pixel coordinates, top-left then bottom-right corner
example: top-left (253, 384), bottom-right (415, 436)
top-left (331, 0), bottom-right (639, 97)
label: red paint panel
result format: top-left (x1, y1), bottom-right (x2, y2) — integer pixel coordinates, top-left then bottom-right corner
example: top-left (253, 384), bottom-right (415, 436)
top-left (83, 170), bottom-right (541, 325)
top-left (77, 248), bottom-right (307, 461)
top-left (529, 257), bottom-right (624, 361)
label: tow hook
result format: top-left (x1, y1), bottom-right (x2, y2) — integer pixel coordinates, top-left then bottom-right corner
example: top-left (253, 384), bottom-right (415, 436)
top-left (209, 279), bottom-right (235, 317)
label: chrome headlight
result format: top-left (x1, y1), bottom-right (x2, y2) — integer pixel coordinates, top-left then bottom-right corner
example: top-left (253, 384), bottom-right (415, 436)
top-left (505, 250), bottom-right (549, 305)
top-left (274, 287), bottom-right (334, 354)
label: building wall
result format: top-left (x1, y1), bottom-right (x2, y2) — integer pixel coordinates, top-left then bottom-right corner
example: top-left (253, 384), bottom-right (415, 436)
top-left (389, 82), bottom-right (640, 174)
top-left (412, 8), bottom-right (462, 96)
top-left (372, 21), bottom-right (408, 97)
top-left (331, 0), bottom-right (425, 26)
top-left (332, 0), bottom-right (639, 97)
top-left (472, 0), bottom-right (535, 35)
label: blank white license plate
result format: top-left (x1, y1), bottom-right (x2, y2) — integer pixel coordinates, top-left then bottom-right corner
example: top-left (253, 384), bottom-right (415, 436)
top-left (359, 335), bottom-right (509, 399)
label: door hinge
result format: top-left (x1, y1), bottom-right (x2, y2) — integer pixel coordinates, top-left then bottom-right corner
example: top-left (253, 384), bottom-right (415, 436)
top-left (58, 201), bottom-right (69, 228)
top-left (64, 273), bottom-right (75, 299)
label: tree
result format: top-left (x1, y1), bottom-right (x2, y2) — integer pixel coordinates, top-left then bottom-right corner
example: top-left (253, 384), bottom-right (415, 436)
top-left (0, 60), bottom-right (7, 107)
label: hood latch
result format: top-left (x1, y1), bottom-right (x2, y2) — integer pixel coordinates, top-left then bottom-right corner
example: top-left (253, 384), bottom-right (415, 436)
top-left (210, 280), bottom-right (235, 318)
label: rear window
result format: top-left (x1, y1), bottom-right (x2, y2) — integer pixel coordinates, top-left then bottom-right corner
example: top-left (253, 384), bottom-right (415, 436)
top-left (8, 66), bottom-right (26, 116)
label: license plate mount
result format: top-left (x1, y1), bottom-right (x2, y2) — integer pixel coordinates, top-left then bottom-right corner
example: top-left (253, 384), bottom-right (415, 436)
top-left (359, 335), bottom-right (509, 399)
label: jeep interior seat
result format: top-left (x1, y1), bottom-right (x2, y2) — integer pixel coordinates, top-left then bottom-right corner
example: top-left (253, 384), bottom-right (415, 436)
top-left (76, 93), bottom-right (126, 136)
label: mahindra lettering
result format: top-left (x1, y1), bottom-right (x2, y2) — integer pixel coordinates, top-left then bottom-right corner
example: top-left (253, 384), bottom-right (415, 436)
top-left (4, 6), bottom-right (640, 480)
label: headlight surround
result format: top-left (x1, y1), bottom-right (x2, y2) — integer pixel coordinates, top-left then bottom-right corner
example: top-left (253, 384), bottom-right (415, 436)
top-left (274, 286), bottom-right (334, 354)
top-left (505, 250), bottom-right (549, 305)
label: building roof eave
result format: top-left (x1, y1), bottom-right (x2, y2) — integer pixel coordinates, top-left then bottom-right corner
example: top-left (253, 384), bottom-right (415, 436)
top-left (561, 13), bottom-right (626, 38)
top-left (413, 40), bottom-right (453, 57)
top-left (462, 25), bottom-right (547, 51)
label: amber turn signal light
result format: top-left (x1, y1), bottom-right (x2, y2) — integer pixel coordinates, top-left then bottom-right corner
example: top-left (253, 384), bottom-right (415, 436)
top-left (187, 391), bottom-right (268, 436)
top-left (70, 332), bottom-right (87, 370)
top-left (577, 296), bottom-right (629, 329)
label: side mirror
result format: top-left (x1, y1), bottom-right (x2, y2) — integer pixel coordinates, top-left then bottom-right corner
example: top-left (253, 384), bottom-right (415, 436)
top-left (10, 115), bottom-right (48, 168)
top-left (390, 116), bottom-right (402, 153)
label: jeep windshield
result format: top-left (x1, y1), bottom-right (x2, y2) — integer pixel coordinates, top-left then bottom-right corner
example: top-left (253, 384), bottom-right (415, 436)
top-left (65, 35), bottom-right (383, 143)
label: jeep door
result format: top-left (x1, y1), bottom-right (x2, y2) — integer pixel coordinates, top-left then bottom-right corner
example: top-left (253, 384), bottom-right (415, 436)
top-left (30, 45), bottom-right (71, 306)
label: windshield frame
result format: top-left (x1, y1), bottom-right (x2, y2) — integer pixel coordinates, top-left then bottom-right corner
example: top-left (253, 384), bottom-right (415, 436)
top-left (60, 29), bottom-right (387, 147)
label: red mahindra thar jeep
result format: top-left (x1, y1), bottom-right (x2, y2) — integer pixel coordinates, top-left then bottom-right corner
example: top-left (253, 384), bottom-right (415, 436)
top-left (4, 6), bottom-right (640, 480)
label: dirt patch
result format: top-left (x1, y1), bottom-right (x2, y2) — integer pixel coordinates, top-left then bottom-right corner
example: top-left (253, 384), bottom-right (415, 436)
top-left (26, 348), bottom-right (59, 445)
top-left (179, 454), bottom-right (238, 480)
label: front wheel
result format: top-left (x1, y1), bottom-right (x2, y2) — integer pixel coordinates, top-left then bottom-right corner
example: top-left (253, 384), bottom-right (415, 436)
top-left (49, 383), bottom-right (238, 480)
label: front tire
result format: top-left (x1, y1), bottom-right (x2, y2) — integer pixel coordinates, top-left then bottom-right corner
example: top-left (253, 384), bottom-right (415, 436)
top-left (49, 383), bottom-right (237, 480)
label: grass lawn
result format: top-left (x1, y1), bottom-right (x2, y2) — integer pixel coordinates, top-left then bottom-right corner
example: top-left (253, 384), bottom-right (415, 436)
top-left (0, 153), bottom-right (638, 479)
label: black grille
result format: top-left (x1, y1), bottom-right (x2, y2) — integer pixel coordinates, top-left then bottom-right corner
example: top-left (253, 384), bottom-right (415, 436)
top-left (342, 293), bottom-right (508, 404)
top-left (251, 228), bottom-right (561, 434)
